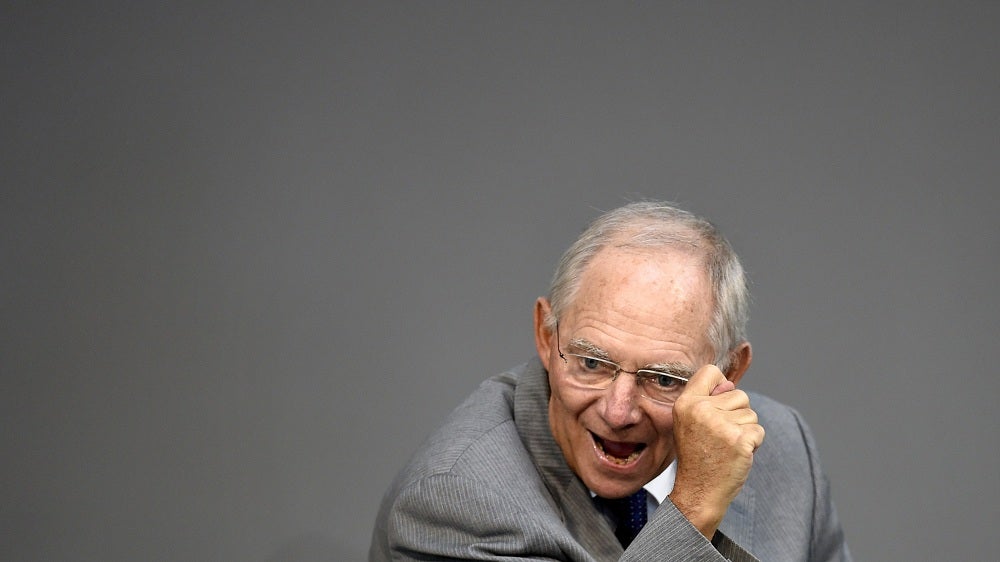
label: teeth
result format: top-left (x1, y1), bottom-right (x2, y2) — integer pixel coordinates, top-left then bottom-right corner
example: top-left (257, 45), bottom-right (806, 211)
top-left (595, 440), bottom-right (642, 465)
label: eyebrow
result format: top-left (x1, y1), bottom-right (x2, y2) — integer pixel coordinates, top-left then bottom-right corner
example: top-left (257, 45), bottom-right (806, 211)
top-left (567, 337), bottom-right (696, 377)
top-left (567, 338), bottom-right (614, 360)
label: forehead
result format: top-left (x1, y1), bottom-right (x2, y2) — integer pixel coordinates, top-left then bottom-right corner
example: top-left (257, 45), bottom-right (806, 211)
top-left (563, 246), bottom-right (714, 356)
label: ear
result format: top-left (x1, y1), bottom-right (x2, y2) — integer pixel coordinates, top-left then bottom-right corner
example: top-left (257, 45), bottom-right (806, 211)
top-left (534, 297), bottom-right (555, 372)
top-left (724, 342), bottom-right (752, 385)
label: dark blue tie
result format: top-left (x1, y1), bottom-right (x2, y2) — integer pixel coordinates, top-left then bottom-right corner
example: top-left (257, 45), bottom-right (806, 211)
top-left (607, 489), bottom-right (648, 548)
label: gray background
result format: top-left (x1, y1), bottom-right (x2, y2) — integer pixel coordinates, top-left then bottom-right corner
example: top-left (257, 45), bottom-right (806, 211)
top-left (3, 2), bottom-right (997, 561)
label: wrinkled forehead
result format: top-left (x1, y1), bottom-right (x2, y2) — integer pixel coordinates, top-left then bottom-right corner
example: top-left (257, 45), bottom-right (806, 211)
top-left (566, 246), bottom-right (715, 333)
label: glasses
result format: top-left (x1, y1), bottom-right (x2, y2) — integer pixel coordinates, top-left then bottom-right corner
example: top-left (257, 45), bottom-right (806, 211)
top-left (556, 324), bottom-right (689, 405)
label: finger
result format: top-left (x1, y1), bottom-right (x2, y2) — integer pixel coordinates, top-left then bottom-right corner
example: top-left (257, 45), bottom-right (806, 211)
top-left (711, 388), bottom-right (751, 411)
top-left (710, 380), bottom-right (735, 396)
top-left (683, 364), bottom-right (728, 396)
top-left (743, 423), bottom-right (766, 452)
top-left (721, 406), bottom-right (758, 426)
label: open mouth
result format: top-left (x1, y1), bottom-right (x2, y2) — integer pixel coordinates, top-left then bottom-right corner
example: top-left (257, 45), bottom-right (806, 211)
top-left (591, 432), bottom-right (646, 465)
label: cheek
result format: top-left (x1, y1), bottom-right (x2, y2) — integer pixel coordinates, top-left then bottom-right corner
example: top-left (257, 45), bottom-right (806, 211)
top-left (550, 385), bottom-right (580, 421)
top-left (649, 412), bottom-right (677, 444)
top-left (548, 380), bottom-right (593, 430)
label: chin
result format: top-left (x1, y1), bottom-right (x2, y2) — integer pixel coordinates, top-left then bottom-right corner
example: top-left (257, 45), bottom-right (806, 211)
top-left (581, 469), bottom-right (647, 499)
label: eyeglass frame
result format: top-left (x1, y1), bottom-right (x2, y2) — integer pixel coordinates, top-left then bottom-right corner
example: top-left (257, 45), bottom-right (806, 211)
top-left (555, 322), bottom-right (690, 405)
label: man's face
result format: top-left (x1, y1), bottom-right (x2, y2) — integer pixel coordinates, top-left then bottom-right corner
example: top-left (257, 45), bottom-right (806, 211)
top-left (535, 247), bottom-right (716, 499)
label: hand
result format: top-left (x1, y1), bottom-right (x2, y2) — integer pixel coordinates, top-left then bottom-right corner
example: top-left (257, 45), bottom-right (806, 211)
top-left (668, 365), bottom-right (765, 538)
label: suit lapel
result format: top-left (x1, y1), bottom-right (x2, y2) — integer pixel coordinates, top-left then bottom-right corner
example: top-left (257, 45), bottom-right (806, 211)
top-left (513, 359), bottom-right (623, 561)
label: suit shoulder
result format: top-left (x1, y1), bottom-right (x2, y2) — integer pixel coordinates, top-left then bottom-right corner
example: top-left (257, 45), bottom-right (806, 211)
top-left (374, 367), bottom-right (554, 549)
top-left (746, 391), bottom-right (819, 472)
top-left (391, 369), bottom-right (528, 483)
top-left (748, 392), bottom-right (807, 434)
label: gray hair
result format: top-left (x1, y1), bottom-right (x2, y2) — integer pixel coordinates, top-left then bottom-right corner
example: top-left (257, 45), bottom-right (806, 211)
top-left (545, 201), bottom-right (750, 371)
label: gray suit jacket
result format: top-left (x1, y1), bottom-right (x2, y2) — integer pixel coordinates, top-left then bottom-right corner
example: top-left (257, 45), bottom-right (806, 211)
top-left (371, 359), bottom-right (850, 561)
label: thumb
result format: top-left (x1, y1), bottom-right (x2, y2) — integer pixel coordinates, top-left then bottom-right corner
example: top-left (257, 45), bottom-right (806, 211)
top-left (710, 380), bottom-right (736, 396)
top-left (684, 364), bottom-right (728, 397)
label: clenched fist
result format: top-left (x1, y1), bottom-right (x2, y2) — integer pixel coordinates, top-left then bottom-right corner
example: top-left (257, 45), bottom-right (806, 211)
top-left (668, 364), bottom-right (765, 538)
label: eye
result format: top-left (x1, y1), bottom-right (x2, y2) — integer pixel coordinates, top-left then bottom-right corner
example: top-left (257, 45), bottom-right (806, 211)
top-left (653, 373), bottom-right (683, 388)
top-left (580, 356), bottom-right (603, 371)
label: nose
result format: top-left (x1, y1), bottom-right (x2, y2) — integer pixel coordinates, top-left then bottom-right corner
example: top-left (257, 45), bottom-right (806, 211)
top-left (600, 372), bottom-right (642, 428)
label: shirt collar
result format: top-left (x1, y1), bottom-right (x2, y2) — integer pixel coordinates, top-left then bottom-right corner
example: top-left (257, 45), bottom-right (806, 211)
top-left (643, 459), bottom-right (676, 506)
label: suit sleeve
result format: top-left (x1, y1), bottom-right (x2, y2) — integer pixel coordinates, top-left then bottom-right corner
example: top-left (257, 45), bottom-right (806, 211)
top-left (623, 498), bottom-right (759, 562)
top-left (380, 472), bottom-right (760, 561)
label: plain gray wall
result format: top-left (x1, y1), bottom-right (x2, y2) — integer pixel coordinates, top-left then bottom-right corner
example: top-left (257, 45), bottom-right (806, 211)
top-left (3, 2), bottom-right (997, 560)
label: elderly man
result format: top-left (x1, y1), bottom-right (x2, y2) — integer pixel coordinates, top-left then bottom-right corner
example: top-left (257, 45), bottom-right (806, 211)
top-left (370, 202), bottom-right (850, 561)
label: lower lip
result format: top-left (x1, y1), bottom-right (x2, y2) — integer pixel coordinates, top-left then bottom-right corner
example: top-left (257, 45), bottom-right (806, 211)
top-left (591, 435), bottom-right (645, 470)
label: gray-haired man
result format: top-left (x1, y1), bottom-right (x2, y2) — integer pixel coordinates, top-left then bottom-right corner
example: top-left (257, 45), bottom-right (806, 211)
top-left (371, 201), bottom-right (850, 561)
